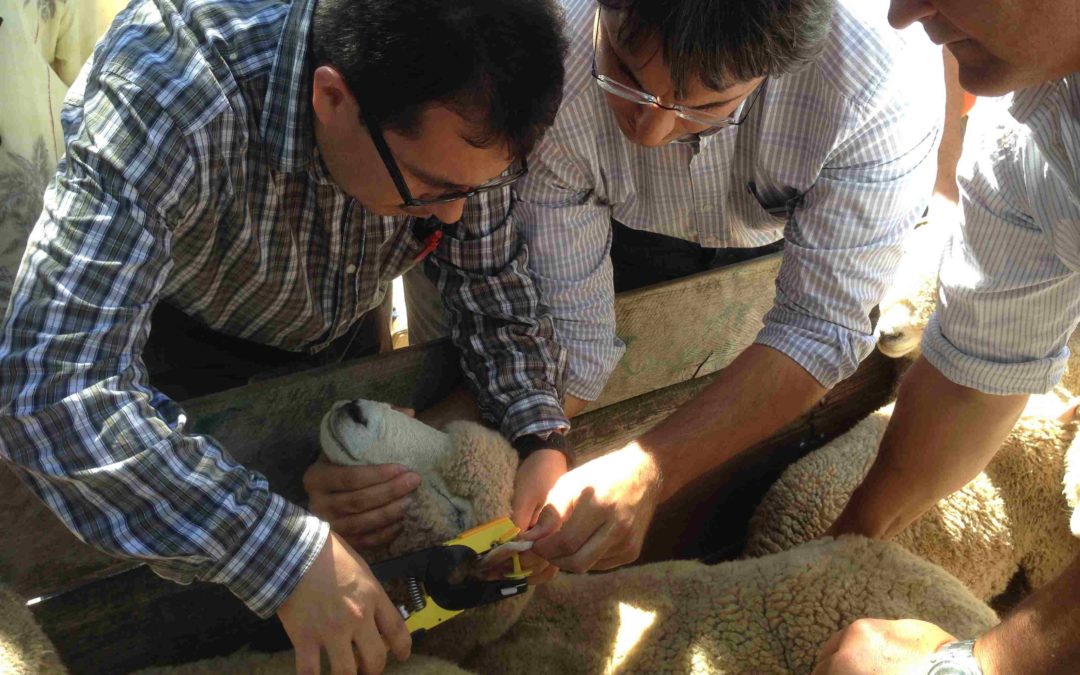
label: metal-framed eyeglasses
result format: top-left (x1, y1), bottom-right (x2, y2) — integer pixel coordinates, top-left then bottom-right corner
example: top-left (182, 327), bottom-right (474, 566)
top-left (359, 104), bottom-right (528, 209)
top-left (590, 8), bottom-right (765, 130)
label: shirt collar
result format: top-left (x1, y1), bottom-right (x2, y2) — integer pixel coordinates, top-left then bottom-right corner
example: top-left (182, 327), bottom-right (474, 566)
top-left (1010, 74), bottom-right (1078, 125)
top-left (261, 0), bottom-right (318, 173)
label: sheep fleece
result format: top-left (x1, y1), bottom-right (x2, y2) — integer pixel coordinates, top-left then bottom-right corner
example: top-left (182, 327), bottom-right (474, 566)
top-left (745, 404), bottom-right (1080, 601)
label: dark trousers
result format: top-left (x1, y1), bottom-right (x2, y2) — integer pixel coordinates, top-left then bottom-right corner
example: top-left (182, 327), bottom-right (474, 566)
top-left (143, 301), bottom-right (386, 401)
top-left (611, 220), bottom-right (784, 293)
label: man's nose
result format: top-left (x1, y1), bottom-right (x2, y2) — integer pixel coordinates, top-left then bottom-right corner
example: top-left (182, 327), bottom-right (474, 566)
top-left (887, 0), bottom-right (937, 29)
top-left (426, 199), bottom-right (466, 224)
top-left (630, 105), bottom-right (679, 148)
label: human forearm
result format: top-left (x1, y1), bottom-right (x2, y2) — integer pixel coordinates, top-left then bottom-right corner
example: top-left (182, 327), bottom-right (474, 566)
top-left (975, 552), bottom-right (1080, 675)
top-left (830, 356), bottom-right (1028, 539)
top-left (639, 344), bottom-right (826, 502)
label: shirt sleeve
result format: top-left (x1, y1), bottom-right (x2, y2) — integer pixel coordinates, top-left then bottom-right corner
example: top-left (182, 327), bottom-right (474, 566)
top-left (0, 69), bottom-right (327, 618)
top-left (510, 110), bottom-right (623, 403)
top-left (428, 186), bottom-right (570, 440)
top-left (756, 77), bottom-right (943, 388)
top-left (920, 102), bottom-right (1080, 395)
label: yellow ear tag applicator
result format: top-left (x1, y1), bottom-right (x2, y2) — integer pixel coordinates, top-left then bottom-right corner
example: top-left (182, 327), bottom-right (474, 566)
top-left (372, 517), bottom-right (533, 636)
top-left (449, 516), bottom-right (533, 581)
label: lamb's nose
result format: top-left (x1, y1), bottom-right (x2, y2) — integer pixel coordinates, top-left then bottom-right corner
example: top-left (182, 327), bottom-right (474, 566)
top-left (344, 401), bottom-right (367, 426)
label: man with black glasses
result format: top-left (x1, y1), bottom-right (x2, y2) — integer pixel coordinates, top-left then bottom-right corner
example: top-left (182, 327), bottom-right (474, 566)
top-left (0, 0), bottom-right (565, 672)
top-left (483, 0), bottom-right (948, 579)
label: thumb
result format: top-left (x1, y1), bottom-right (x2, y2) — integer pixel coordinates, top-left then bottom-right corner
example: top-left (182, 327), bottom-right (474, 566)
top-left (520, 503), bottom-right (562, 541)
top-left (510, 496), bottom-right (535, 531)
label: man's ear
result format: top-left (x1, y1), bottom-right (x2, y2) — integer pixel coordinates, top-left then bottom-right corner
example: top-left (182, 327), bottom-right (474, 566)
top-left (311, 64), bottom-right (358, 127)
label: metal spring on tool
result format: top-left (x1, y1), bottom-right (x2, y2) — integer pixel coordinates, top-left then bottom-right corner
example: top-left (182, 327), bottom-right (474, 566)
top-left (406, 577), bottom-right (426, 612)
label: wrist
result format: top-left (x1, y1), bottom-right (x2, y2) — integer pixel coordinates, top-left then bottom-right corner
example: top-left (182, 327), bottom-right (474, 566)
top-left (512, 430), bottom-right (570, 464)
top-left (926, 638), bottom-right (984, 675)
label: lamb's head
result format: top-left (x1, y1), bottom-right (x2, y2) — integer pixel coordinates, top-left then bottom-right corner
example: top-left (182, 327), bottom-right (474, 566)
top-left (321, 400), bottom-right (475, 548)
top-left (318, 400), bottom-right (529, 658)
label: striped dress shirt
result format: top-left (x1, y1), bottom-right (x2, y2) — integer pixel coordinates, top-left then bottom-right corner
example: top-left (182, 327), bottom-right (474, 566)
top-left (513, 0), bottom-right (944, 400)
top-left (0, 0), bottom-right (566, 617)
top-left (922, 75), bottom-right (1080, 394)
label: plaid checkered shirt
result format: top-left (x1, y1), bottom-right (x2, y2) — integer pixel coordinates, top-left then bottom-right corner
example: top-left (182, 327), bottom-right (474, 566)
top-left (0, 0), bottom-right (567, 617)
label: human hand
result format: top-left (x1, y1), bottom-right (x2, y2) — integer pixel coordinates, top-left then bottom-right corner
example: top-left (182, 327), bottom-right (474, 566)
top-left (511, 449), bottom-right (569, 529)
top-left (525, 442), bottom-right (661, 574)
top-left (509, 449), bottom-right (568, 583)
top-left (277, 532), bottom-right (411, 675)
top-left (812, 619), bottom-right (960, 675)
top-left (303, 456), bottom-right (420, 552)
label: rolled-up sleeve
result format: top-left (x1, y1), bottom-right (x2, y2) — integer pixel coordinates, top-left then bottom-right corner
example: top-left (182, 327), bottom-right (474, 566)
top-left (921, 102), bottom-right (1080, 395)
top-left (429, 186), bottom-right (570, 440)
top-left (757, 80), bottom-right (942, 388)
top-left (0, 71), bottom-right (327, 618)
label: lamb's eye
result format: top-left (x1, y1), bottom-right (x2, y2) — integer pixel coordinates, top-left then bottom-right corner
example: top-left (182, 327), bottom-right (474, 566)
top-left (345, 401), bottom-right (367, 426)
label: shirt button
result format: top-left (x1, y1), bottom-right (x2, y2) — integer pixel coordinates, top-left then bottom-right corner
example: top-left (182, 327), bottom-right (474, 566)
top-left (345, 264), bottom-right (357, 274)
top-left (699, 204), bottom-right (713, 213)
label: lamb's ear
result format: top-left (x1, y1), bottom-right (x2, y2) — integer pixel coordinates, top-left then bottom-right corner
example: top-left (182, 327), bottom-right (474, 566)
top-left (439, 422), bottom-right (518, 522)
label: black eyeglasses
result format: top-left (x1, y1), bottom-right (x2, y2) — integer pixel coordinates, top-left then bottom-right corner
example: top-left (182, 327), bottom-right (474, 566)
top-left (359, 105), bottom-right (528, 209)
top-left (591, 8), bottom-right (764, 131)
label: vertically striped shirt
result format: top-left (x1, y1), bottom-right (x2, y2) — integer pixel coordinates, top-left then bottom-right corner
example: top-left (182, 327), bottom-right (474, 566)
top-left (922, 75), bottom-right (1080, 394)
top-left (0, 0), bottom-right (566, 617)
top-left (512, 0), bottom-right (943, 400)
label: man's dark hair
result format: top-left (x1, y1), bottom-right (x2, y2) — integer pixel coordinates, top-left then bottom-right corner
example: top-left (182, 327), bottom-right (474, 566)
top-left (312, 0), bottom-right (567, 159)
top-left (599, 0), bottom-right (835, 96)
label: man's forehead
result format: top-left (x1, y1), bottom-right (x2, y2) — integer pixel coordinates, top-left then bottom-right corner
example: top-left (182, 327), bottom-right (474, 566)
top-left (392, 105), bottom-right (514, 188)
top-left (601, 9), bottom-right (748, 105)
top-left (596, 6), bottom-right (747, 99)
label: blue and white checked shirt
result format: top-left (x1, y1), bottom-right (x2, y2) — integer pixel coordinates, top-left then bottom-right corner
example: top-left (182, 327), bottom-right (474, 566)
top-left (922, 75), bottom-right (1080, 394)
top-left (0, 0), bottom-right (566, 617)
top-left (513, 0), bottom-right (943, 400)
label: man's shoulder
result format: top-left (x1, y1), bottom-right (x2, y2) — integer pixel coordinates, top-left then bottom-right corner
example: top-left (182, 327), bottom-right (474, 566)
top-left (800, 0), bottom-right (940, 112)
top-left (85, 0), bottom-right (289, 134)
top-left (554, 0), bottom-right (599, 114)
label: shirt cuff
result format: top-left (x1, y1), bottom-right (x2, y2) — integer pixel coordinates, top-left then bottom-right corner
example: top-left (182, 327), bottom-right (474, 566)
top-left (920, 313), bottom-right (1067, 395)
top-left (502, 391), bottom-right (570, 442)
top-left (206, 494), bottom-right (329, 618)
top-left (755, 311), bottom-right (876, 388)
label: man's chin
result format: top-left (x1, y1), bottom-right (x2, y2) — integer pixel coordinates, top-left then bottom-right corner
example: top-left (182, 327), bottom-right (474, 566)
top-left (949, 42), bottom-right (1039, 96)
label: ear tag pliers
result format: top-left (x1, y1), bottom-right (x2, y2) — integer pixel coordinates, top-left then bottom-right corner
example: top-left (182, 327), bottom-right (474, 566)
top-left (370, 516), bottom-right (531, 637)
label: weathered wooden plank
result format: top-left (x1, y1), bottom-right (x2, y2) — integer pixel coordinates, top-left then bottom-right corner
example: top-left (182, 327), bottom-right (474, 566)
top-left (31, 351), bottom-right (897, 675)
top-left (1, 254), bottom-right (782, 599)
top-left (28, 567), bottom-right (269, 675)
top-left (592, 253), bottom-right (781, 410)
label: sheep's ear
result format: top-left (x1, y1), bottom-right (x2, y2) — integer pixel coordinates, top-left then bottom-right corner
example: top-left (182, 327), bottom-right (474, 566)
top-left (439, 422), bottom-right (518, 520)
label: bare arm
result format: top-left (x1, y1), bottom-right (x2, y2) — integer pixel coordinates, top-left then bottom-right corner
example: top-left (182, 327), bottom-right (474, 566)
top-left (641, 344), bottom-right (825, 501)
top-left (975, 551), bottom-right (1080, 674)
top-left (828, 355), bottom-right (1028, 539)
top-left (528, 344), bottom-right (825, 572)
